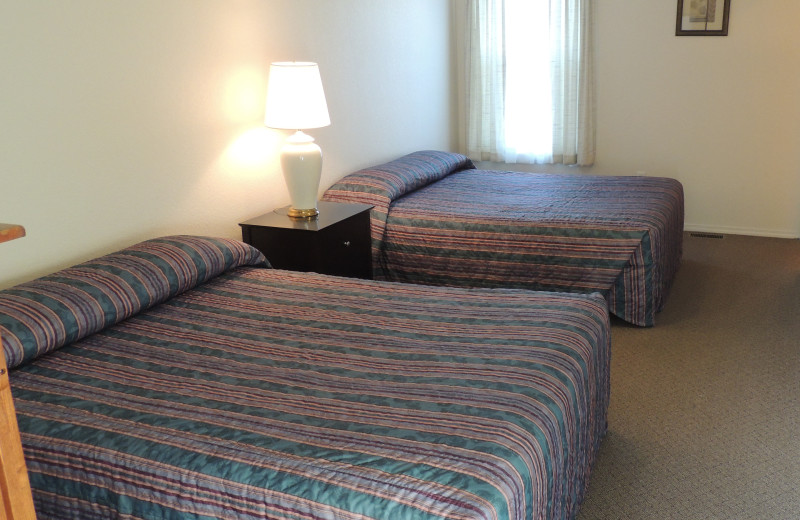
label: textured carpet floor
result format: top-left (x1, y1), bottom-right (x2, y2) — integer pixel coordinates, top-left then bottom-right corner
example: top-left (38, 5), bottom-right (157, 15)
top-left (577, 233), bottom-right (800, 519)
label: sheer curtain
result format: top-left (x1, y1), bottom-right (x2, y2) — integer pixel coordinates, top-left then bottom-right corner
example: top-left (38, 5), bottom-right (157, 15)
top-left (459, 0), bottom-right (595, 166)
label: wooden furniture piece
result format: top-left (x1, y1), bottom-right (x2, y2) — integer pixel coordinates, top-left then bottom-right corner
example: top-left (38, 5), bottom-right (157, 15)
top-left (0, 226), bottom-right (25, 244)
top-left (0, 224), bottom-right (36, 519)
top-left (240, 201), bottom-right (373, 279)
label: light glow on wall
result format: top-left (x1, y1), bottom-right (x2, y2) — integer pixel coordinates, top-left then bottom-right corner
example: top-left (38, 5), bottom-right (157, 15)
top-left (219, 127), bottom-right (281, 179)
top-left (223, 66), bottom-right (267, 122)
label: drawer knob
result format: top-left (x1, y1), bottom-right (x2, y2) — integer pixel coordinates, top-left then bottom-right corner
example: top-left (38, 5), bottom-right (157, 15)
top-left (343, 240), bottom-right (351, 247)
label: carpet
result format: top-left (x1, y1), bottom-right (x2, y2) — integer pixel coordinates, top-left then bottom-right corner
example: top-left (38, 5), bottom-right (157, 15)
top-left (577, 232), bottom-right (800, 519)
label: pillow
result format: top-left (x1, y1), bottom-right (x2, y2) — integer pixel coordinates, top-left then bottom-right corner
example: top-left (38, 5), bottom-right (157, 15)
top-left (324, 150), bottom-right (474, 204)
top-left (322, 151), bottom-right (474, 279)
top-left (0, 236), bottom-right (268, 369)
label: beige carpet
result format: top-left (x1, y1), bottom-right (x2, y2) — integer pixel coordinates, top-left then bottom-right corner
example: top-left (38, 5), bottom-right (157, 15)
top-left (577, 233), bottom-right (800, 519)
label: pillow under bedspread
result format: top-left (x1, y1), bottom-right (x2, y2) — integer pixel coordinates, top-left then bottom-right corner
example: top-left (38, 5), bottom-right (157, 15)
top-left (0, 235), bottom-right (267, 369)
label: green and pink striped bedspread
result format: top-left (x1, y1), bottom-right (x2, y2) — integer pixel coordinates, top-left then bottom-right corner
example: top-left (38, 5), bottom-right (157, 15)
top-left (323, 151), bottom-right (684, 326)
top-left (2, 236), bottom-right (610, 520)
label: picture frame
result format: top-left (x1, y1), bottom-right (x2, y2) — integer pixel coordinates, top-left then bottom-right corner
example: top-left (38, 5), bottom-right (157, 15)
top-left (676, 0), bottom-right (731, 36)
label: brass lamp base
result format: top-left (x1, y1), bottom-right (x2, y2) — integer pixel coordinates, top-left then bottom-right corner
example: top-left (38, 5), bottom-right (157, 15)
top-left (286, 207), bottom-right (319, 219)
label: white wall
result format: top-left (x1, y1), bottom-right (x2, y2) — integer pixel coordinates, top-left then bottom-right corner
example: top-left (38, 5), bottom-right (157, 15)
top-left (470, 1), bottom-right (800, 239)
top-left (595, 0), bottom-right (800, 238)
top-left (0, 0), bottom-right (454, 289)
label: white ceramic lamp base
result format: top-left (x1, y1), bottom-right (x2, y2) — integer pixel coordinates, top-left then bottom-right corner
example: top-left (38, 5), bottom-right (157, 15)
top-left (281, 130), bottom-right (322, 219)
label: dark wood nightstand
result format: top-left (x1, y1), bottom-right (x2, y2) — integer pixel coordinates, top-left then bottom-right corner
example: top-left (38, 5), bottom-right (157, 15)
top-left (240, 201), bottom-right (373, 279)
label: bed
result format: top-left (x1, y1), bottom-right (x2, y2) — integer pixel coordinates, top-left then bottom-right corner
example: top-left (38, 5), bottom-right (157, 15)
top-left (323, 151), bottom-right (684, 327)
top-left (1, 235), bottom-right (610, 520)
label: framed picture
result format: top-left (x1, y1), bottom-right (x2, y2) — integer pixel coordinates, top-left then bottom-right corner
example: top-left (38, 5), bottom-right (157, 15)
top-left (676, 0), bottom-right (731, 36)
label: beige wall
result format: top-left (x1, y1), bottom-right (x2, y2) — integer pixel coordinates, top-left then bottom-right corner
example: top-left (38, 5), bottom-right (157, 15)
top-left (471, 1), bottom-right (800, 239)
top-left (0, 1), bottom-right (454, 288)
top-left (596, 0), bottom-right (800, 238)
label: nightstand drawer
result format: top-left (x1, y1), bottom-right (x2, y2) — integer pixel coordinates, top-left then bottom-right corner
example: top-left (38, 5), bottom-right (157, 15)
top-left (318, 214), bottom-right (371, 278)
top-left (240, 201), bottom-right (373, 279)
top-left (243, 227), bottom-right (318, 272)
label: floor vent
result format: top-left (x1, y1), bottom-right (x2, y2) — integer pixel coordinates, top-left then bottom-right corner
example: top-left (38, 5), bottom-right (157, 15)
top-left (690, 232), bottom-right (724, 239)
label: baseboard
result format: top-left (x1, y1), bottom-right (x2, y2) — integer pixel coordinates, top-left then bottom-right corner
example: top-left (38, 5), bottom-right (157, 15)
top-left (684, 224), bottom-right (799, 240)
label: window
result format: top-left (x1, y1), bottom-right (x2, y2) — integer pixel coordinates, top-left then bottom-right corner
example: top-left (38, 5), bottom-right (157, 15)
top-left (504, 0), bottom-right (553, 162)
top-left (458, 0), bottom-right (595, 166)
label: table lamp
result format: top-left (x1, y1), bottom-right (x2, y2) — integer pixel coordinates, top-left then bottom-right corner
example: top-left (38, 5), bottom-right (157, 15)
top-left (264, 62), bottom-right (331, 219)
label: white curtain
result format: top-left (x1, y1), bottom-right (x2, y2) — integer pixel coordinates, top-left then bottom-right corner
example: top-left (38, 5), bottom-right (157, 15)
top-left (464, 0), bottom-right (506, 163)
top-left (460, 0), bottom-right (595, 166)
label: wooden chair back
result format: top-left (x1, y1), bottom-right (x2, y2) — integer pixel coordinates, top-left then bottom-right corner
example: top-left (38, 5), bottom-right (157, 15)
top-left (0, 224), bottom-right (37, 519)
top-left (0, 345), bottom-right (36, 519)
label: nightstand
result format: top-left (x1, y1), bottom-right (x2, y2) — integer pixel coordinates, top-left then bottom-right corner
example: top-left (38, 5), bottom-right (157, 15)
top-left (240, 201), bottom-right (373, 279)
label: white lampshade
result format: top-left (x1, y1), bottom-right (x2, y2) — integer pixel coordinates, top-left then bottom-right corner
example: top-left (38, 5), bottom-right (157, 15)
top-left (264, 62), bottom-right (330, 130)
top-left (264, 61), bottom-right (330, 219)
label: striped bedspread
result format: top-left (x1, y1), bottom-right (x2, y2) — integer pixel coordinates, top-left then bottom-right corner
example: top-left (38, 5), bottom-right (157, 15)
top-left (324, 151), bottom-right (683, 326)
top-left (8, 268), bottom-right (610, 520)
